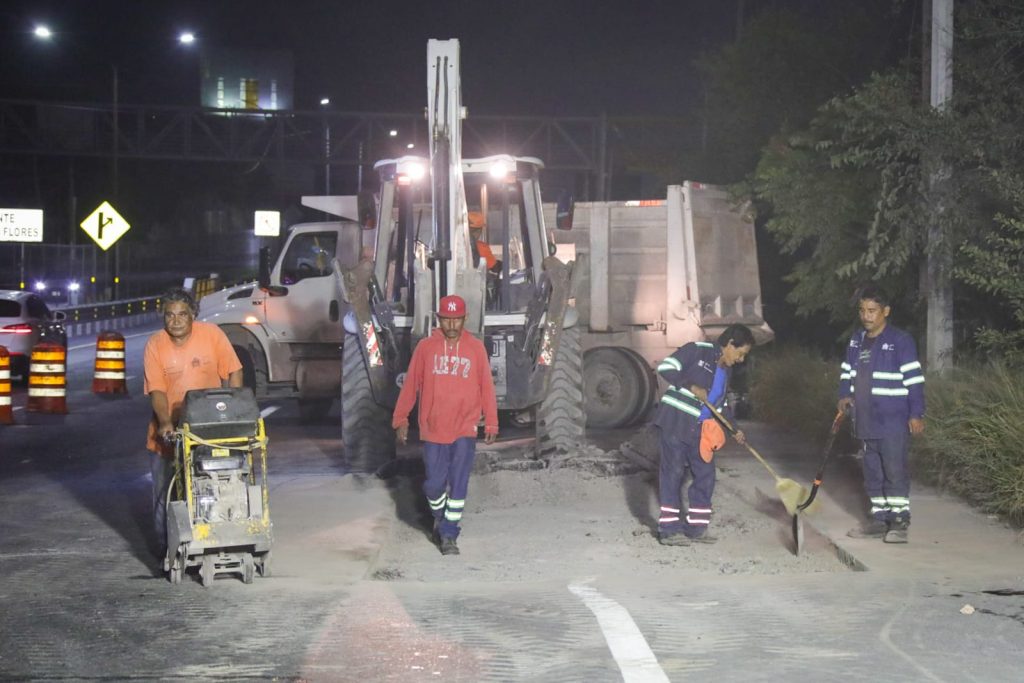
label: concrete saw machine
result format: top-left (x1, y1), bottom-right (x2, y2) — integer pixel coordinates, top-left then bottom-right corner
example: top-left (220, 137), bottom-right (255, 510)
top-left (164, 387), bottom-right (272, 586)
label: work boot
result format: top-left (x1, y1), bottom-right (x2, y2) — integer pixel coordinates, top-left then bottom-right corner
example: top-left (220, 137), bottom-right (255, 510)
top-left (884, 520), bottom-right (909, 544)
top-left (440, 537), bottom-right (460, 556)
top-left (847, 519), bottom-right (888, 539)
top-left (658, 532), bottom-right (690, 546)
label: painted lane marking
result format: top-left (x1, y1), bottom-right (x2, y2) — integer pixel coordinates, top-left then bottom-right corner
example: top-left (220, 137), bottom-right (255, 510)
top-left (568, 580), bottom-right (670, 683)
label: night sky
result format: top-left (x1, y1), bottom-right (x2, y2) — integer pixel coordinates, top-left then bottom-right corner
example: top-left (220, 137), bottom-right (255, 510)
top-left (0, 0), bottom-right (745, 117)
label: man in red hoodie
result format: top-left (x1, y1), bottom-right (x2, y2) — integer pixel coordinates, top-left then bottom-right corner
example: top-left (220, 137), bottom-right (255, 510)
top-left (393, 294), bottom-right (499, 555)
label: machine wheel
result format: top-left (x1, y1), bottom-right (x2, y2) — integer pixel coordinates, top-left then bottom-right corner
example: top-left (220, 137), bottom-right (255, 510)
top-left (341, 335), bottom-right (395, 472)
top-left (583, 347), bottom-right (644, 429)
top-left (200, 555), bottom-right (216, 588)
top-left (242, 554), bottom-right (255, 585)
top-left (298, 397), bottom-right (333, 424)
top-left (620, 348), bottom-right (657, 426)
top-left (536, 325), bottom-right (586, 459)
top-left (258, 550), bottom-right (272, 578)
top-left (168, 548), bottom-right (184, 585)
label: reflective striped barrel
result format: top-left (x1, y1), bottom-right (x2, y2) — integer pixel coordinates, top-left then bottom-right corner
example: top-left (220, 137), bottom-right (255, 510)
top-left (0, 345), bottom-right (13, 424)
top-left (92, 331), bottom-right (128, 394)
top-left (27, 342), bottom-right (67, 414)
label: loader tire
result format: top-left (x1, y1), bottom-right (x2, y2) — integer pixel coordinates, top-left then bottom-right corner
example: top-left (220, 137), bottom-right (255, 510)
top-left (535, 325), bottom-right (586, 460)
top-left (341, 335), bottom-right (396, 473)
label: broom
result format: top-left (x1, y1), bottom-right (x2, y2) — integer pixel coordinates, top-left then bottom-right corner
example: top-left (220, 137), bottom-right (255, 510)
top-left (700, 398), bottom-right (810, 516)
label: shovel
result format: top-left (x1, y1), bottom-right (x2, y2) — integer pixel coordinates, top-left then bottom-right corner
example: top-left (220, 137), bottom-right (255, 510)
top-left (700, 398), bottom-right (810, 517)
top-left (792, 408), bottom-right (847, 556)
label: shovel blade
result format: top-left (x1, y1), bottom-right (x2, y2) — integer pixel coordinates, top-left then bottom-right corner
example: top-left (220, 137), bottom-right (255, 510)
top-left (777, 478), bottom-right (811, 517)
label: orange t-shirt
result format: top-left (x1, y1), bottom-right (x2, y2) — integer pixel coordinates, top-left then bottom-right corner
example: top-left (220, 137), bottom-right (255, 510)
top-left (143, 321), bottom-right (242, 454)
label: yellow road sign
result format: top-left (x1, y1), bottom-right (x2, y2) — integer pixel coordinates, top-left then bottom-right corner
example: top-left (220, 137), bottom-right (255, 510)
top-left (80, 201), bottom-right (130, 251)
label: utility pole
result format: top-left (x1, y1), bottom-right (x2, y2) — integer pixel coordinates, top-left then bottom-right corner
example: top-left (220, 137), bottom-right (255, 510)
top-left (926, 0), bottom-right (954, 371)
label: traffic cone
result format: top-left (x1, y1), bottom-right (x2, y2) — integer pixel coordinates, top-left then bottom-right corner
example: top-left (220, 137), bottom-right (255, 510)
top-left (27, 342), bottom-right (67, 415)
top-left (0, 346), bottom-right (13, 425)
top-left (92, 331), bottom-right (128, 394)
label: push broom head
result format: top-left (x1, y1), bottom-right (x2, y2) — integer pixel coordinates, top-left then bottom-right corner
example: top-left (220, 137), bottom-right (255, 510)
top-left (777, 478), bottom-right (813, 516)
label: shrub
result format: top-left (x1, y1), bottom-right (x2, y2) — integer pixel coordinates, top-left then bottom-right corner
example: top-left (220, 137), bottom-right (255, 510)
top-left (752, 348), bottom-right (1024, 525)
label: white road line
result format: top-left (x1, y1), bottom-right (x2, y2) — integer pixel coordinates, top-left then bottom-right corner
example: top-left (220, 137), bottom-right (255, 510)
top-left (568, 580), bottom-right (670, 683)
top-left (13, 406), bottom-right (24, 412)
top-left (260, 406), bottom-right (280, 418)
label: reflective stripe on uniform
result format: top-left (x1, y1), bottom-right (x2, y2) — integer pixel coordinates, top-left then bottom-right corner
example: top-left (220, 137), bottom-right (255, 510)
top-left (871, 387), bottom-right (909, 396)
top-left (903, 375), bottom-right (925, 386)
top-left (444, 509), bottom-right (463, 522)
top-left (873, 371), bottom-right (903, 381)
top-left (658, 357), bottom-right (682, 371)
top-left (900, 361), bottom-right (922, 373)
top-left (660, 394), bottom-right (701, 418)
top-left (428, 493), bottom-right (447, 511)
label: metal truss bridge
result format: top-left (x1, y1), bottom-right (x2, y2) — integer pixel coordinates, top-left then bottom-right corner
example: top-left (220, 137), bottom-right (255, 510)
top-left (0, 99), bottom-right (689, 200)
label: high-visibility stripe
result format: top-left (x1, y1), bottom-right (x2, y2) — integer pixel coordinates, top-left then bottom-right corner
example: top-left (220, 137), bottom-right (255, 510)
top-left (0, 396), bottom-right (11, 405)
top-left (903, 375), bottom-right (925, 386)
top-left (97, 341), bottom-right (126, 350)
top-left (659, 515), bottom-right (680, 523)
top-left (29, 388), bottom-right (66, 397)
top-left (0, 369), bottom-right (9, 380)
top-left (660, 506), bottom-right (680, 513)
top-left (685, 517), bottom-right (710, 525)
top-left (447, 498), bottom-right (465, 509)
top-left (428, 493), bottom-right (447, 510)
top-left (94, 371), bottom-right (126, 380)
top-left (31, 351), bottom-right (66, 361)
top-left (30, 363), bottom-right (65, 373)
top-left (840, 362), bottom-right (852, 371)
top-left (695, 342), bottom-right (713, 348)
top-left (873, 371), bottom-right (903, 380)
top-left (660, 394), bottom-right (701, 417)
top-left (444, 510), bottom-right (462, 521)
top-left (871, 387), bottom-right (908, 396)
top-left (30, 376), bottom-right (66, 386)
top-left (840, 373), bottom-right (851, 381)
top-left (95, 360), bottom-right (125, 370)
top-left (96, 350), bottom-right (125, 359)
top-left (900, 361), bottom-right (922, 373)
top-left (658, 357), bottom-right (682, 371)
top-left (688, 507), bottom-right (712, 514)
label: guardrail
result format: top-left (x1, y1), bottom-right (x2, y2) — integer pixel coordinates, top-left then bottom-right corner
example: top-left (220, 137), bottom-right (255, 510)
top-left (59, 296), bottom-right (163, 340)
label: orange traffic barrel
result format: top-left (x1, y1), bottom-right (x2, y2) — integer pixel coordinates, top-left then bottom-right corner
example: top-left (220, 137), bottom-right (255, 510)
top-left (0, 345), bottom-right (13, 424)
top-left (27, 342), bottom-right (67, 415)
top-left (92, 331), bottom-right (127, 394)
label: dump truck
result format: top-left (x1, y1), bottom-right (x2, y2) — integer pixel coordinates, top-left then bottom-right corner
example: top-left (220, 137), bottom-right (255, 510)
top-left (547, 182), bottom-right (774, 429)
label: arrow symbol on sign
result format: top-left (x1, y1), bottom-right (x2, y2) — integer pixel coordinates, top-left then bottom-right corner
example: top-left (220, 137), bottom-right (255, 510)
top-left (97, 212), bottom-right (114, 240)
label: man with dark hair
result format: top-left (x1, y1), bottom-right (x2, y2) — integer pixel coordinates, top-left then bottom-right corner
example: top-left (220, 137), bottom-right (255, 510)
top-left (143, 287), bottom-right (243, 558)
top-left (392, 294), bottom-right (499, 556)
top-left (652, 324), bottom-right (755, 545)
top-left (839, 284), bottom-right (925, 543)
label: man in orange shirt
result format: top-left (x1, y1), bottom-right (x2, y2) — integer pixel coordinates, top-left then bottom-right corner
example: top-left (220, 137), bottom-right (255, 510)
top-left (143, 288), bottom-right (243, 557)
top-left (392, 294), bottom-right (498, 556)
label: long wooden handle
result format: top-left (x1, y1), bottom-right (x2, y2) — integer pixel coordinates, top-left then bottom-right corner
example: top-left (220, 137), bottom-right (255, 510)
top-left (699, 397), bottom-right (782, 481)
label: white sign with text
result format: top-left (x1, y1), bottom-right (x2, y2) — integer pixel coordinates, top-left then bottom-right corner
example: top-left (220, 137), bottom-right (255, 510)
top-left (0, 209), bottom-right (44, 242)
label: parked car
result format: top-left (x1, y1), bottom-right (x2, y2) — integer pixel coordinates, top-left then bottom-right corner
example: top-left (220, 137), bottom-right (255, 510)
top-left (0, 290), bottom-right (68, 382)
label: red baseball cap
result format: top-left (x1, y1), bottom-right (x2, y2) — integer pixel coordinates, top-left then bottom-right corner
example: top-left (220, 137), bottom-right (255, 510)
top-left (437, 294), bottom-right (467, 318)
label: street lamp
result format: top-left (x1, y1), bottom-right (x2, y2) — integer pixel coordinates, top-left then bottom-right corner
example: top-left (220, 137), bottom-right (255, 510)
top-left (320, 97), bottom-right (331, 195)
top-left (33, 25), bottom-right (52, 40)
top-left (178, 32), bottom-right (196, 45)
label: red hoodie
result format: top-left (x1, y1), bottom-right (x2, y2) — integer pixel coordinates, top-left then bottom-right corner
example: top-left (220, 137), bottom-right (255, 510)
top-left (392, 328), bottom-right (499, 444)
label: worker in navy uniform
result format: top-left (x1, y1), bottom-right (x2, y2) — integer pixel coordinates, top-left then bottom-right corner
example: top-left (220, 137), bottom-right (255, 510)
top-left (839, 284), bottom-right (925, 543)
top-left (653, 324), bottom-right (755, 546)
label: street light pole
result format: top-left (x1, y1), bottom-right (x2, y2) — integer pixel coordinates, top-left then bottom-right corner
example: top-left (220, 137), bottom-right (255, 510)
top-left (112, 63), bottom-right (119, 299)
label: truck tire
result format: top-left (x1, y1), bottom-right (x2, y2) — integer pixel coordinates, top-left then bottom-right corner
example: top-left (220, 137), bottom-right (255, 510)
top-left (536, 325), bottom-right (586, 459)
top-left (221, 326), bottom-right (268, 394)
top-left (341, 335), bottom-right (395, 472)
top-left (583, 347), bottom-right (654, 428)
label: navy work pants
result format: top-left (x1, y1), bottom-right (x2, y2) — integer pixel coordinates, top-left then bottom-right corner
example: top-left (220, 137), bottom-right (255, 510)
top-left (658, 427), bottom-right (715, 538)
top-left (861, 431), bottom-right (911, 525)
top-left (423, 437), bottom-right (476, 540)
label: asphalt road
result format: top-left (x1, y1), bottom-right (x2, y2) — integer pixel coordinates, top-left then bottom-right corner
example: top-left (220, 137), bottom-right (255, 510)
top-left (1, 329), bottom-right (1023, 681)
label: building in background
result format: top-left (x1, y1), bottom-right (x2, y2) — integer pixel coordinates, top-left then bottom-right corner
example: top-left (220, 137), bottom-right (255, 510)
top-left (200, 48), bottom-right (294, 111)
